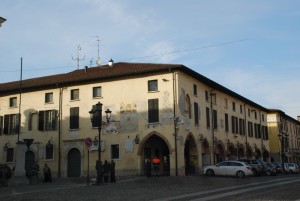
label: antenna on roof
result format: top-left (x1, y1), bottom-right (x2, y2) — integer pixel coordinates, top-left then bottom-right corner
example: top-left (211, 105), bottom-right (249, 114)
top-left (72, 45), bottom-right (85, 70)
top-left (90, 35), bottom-right (102, 66)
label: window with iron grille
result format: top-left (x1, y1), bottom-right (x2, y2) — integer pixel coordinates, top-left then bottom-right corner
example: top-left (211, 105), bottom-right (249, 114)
top-left (70, 89), bottom-right (79, 100)
top-left (9, 97), bottom-right (17, 107)
top-left (45, 92), bottom-right (53, 103)
top-left (93, 86), bottom-right (102, 98)
top-left (148, 80), bottom-right (158, 92)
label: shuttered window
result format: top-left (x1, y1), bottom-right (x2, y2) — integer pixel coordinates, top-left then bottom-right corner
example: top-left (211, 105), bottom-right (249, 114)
top-left (148, 99), bottom-right (159, 123)
top-left (70, 107), bottom-right (79, 129)
top-left (38, 110), bottom-right (57, 131)
top-left (0, 116), bottom-right (3, 135)
top-left (213, 110), bottom-right (218, 129)
top-left (194, 102), bottom-right (199, 125)
top-left (3, 114), bottom-right (20, 134)
top-left (225, 113), bottom-right (229, 132)
top-left (206, 107), bottom-right (210, 128)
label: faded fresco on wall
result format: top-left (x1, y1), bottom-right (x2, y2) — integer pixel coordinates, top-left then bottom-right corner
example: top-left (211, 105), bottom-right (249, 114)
top-left (119, 102), bottom-right (138, 133)
top-left (161, 91), bottom-right (173, 124)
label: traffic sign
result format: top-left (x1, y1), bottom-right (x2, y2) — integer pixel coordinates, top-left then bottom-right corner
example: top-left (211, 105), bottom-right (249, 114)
top-left (85, 137), bottom-right (93, 147)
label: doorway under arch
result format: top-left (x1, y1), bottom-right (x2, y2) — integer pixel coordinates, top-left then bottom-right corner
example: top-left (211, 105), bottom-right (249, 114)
top-left (67, 148), bottom-right (81, 177)
top-left (139, 134), bottom-right (170, 176)
top-left (184, 134), bottom-right (198, 175)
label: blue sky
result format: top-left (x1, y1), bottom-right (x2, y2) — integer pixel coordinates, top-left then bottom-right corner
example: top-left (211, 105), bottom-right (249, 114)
top-left (1, 0), bottom-right (300, 119)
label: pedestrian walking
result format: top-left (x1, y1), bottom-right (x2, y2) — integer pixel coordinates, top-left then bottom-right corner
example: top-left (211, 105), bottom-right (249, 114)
top-left (103, 160), bottom-right (110, 183)
top-left (110, 160), bottom-right (116, 183)
top-left (152, 156), bottom-right (161, 177)
top-left (145, 158), bottom-right (152, 177)
top-left (95, 160), bottom-right (102, 184)
top-left (43, 163), bottom-right (52, 183)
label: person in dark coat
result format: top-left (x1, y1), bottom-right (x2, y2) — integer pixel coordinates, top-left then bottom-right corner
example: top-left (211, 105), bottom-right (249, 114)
top-left (110, 160), bottom-right (116, 183)
top-left (103, 160), bottom-right (110, 183)
top-left (95, 160), bottom-right (102, 184)
top-left (43, 163), bottom-right (52, 183)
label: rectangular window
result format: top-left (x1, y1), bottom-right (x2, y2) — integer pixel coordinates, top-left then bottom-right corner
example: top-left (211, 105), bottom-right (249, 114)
top-left (45, 92), bottom-right (53, 103)
top-left (224, 98), bottom-right (228, 108)
top-left (240, 105), bottom-right (243, 114)
top-left (148, 80), bottom-right (158, 92)
top-left (239, 118), bottom-right (245, 135)
top-left (248, 121), bottom-right (253, 137)
top-left (6, 148), bottom-right (14, 162)
top-left (231, 116), bottom-right (235, 134)
top-left (206, 107), bottom-right (210, 128)
top-left (248, 109), bottom-right (251, 117)
top-left (264, 126), bottom-right (268, 140)
top-left (70, 89), bottom-right (79, 100)
top-left (205, 90), bottom-right (209, 101)
top-left (232, 102), bottom-right (236, 111)
top-left (148, 99), bottom-right (159, 123)
top-left (225, 113), bottom-right (229, 132)
top-left (9, 97), bottom-right (17, 107)
top-left (194, 102), bottom-right (199, 125)
top-left (262, 114), bottom-right (265, 122)
top-left (38, 110), bottom-right (57, 131)
top-left (93, 86), bottom-right (102, 98)
top-left (3, 114), bottom-right (20, 134)
top-left (70, 107), bottom-right (79, 129)
top-left (111, 144), bottom-right (120, 160)
top-left (193, 84), bottom-right (197, 96)
top-left (213, 109), bottom-right (218, 129)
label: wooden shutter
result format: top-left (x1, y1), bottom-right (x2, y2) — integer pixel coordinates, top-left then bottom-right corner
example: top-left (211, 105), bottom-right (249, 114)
top-left (213, 110), bottom-right (217, 129)
top-left (38, 111), bottom-right (45, 131)
top-left (148, 99), bottom-right (159, 123)
top-left (70, 107), bottom-right (79, 129)
top-left (206, 107), bottom-right (210, 128)
top-left (0, 116), bottom-right (3, 135)
top-left (194, 102), bottom-right (199, 125)
top-left (4, 115), bottom-right (9, 134)
top-left (225, 113), bottom-right (229, 132)
top-left (52, 110), bottom-right (57, 130)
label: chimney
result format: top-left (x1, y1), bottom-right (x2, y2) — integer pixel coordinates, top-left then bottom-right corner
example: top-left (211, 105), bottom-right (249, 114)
top-left (108, 59), bottom-right (114, 67)
top-left (85, 66), bottom-right (88, 73)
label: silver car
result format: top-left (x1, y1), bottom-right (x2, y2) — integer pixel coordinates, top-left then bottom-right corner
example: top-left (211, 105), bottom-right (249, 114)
top-left (203, 161), bottom-right (253, 178)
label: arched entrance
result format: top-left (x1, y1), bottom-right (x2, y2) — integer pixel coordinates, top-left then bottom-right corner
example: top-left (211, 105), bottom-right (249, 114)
top-left (184, 134), bottom-right (198, 175)
top-left (227, 143), bottom-right (236, 160)
top-left (67, 148), bottom-right (81, 177)
top-left (140, 134), bottom-right (170, 176)
top-left (237, 146), bottom-right (245, 159)
top-left (246, 147), bottom-right (253, 159)
top-left (215, 142), bottom-right (225, 163)
top-left (255, 149), bottom-right (262, 159)
top-left (201, 139), bottom-right (210, 166)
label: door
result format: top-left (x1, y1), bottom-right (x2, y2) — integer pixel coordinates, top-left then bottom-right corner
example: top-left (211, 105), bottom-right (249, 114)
top-left (67, 148), bottom-right (81, 177)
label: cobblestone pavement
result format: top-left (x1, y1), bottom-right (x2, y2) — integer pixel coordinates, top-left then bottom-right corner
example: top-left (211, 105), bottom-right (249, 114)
top-left (1, 174), bottom-right (300, 201)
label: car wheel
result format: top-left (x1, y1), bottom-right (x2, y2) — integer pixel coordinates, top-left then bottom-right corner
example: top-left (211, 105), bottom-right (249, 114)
top-left (265, 170), bottom-right (271, 176)
top-left (236, 171), bottom-right (245, 178)
top-left (206, 169), bottom-right (214, 176)
top-left (252, 169), bottom-right (258, 176)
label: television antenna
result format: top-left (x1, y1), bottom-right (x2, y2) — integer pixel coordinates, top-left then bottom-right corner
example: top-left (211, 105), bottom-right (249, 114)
top-left (72, 45), bottom-right (85, 70)
top-left (90, 35), bottom-right (101, 66)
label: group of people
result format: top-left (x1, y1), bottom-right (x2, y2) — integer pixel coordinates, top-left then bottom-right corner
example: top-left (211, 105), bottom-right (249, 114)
top-left (145, 156), bottom-right (161, 177)
top-left (25, 161), bottom-right (52, 184)
top-left (95, 160), bottom-right (116, 183)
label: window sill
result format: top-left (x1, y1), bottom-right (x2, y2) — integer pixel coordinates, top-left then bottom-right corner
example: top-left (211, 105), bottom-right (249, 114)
top-left (148, 90), bottom-right (160, 93)
top-left (93, 96), bottom-right (103, 99)
top-left (70, 99), bottom-right (80, 102)
top-left (45, 102), bottom-right (54, 104)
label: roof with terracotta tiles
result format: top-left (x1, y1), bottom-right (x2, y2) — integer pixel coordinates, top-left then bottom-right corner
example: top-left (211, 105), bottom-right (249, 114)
top-left (0, 62), bottom-right (268, 111)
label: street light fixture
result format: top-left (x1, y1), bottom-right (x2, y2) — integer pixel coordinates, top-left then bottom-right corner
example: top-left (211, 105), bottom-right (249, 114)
top-left (89, 102), bottom-right (111, 184)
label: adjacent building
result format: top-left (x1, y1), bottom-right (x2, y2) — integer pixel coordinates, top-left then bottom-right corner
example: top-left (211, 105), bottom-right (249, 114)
top-left (0, 62), bottom-right (272, 177)
top-left (267, 110), bottom-right (300, 163)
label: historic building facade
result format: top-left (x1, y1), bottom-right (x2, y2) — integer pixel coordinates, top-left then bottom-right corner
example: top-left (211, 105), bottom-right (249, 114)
top-left (267, 110), bottom-right (300, 163)
top-left (0, 62), bottom-right (270, 177)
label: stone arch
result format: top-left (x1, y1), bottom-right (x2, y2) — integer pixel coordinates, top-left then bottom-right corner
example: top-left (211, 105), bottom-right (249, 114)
top-left (201, 138), bottom-right (210, 166)
top-left (138, 131), bottom-right (171, 176)
top-left (263, 149), bottom-right (270, 162)
top-left (226, 142), bottom-right (236, 160)
top-left (184, 132), bottom-right (198, 175)
top-left (215, 141), bottom-right (225, 163)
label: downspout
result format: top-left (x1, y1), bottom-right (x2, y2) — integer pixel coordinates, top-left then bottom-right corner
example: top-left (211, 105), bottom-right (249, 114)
top-left (58, 87), bottom-right (63, 177)
top-left (172, 71), bottom-right (178, 176)
top-left (244, 104), bottom-right (248, 158)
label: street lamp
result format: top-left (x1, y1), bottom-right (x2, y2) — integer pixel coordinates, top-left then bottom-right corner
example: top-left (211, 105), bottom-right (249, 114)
top-left (89, 102), bottom-right (111, 184)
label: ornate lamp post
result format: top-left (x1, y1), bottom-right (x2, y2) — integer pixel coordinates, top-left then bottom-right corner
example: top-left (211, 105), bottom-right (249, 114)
top-left (89, 102), bottom-right (111, 184)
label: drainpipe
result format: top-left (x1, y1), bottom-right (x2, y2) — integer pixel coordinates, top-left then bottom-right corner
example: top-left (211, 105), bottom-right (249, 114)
top-left (58, 87), bottom-right (63, 177)
top-left (244, 104), bottom-right (248, 159)
top-left (172, 72), bottom-right (178, 176)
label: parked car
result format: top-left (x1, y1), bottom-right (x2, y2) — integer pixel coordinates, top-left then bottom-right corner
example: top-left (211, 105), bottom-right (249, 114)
top-left (239, 159), bottom-right (267, 176)
top-left (271, 162), bottom-right (283, 173)
top-left (286, 163), bottom-right (299, 174)
top-left (275, 162), bottom-right (291, 174)
top-left (265, 162), bottom-right (277, 176)
top-left (203, 161), bottom-right (253, 178)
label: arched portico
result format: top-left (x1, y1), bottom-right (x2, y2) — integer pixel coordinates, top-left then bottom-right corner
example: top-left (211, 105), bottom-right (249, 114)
top-left (215, 141), bottom-right (225, 163)
top-left (184, 133), bottom-right (198, 175)
top-left (138, 132), bottom-right (171, 176)
top-left (201, 138), bottom-right (210, 166)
